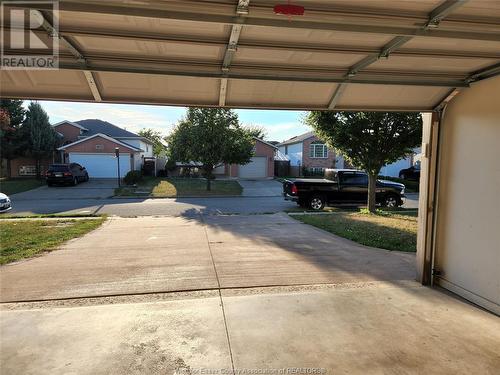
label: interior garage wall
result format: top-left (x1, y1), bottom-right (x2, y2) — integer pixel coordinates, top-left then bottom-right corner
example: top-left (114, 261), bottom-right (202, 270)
top-left (433, 76), bottom-right (500, 314)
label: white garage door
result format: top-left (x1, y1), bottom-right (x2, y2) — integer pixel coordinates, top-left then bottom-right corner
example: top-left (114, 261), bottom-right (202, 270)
top-left (239, 157), bottom-right (267, 178)
top-left (69, 153), bottom-right (131, 178)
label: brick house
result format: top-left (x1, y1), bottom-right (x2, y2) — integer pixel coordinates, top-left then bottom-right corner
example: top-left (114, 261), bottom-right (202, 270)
top-left (7, 119), bottom-right (153, 178)
top-left (278, 131), bottom-right (344, 176)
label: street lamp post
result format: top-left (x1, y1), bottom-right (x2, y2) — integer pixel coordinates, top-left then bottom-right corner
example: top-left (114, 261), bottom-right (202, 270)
top-left (115, 147), bottom-right (121, 187)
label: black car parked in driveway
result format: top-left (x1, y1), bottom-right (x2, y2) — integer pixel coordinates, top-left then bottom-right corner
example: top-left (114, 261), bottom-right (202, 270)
top-left (283, 169), bottom-right (405, 210)
top-left (46, 163), bottom-right (89, 186)
top-left (399, 162), bottom-right (420, 180)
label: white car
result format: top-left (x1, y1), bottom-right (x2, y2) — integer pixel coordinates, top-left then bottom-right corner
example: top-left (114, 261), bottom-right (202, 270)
top-left (0, 193), bottom-right (12, 213)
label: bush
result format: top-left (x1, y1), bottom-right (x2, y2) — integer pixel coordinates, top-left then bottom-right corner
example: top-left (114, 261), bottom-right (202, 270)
top-left (165, 158), bottom-right (177, 171)
top-left (123, 170), bottom-right (143, 185)
top-left (157, 169), bottom-right (168, 177)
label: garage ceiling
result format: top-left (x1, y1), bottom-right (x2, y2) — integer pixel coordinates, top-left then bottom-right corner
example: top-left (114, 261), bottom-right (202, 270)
top-left (1, 0), bottom-right (500, 111)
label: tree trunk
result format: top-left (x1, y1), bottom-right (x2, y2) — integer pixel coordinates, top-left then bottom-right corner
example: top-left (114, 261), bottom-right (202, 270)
top-left (35, 159), bottom-right (41, 180)
top-left (6, 159), bottom-right (12, 179)
top-left (367, 173), bottom-right (377, 213)
top-left (205, 166), bottom-right (213, 191)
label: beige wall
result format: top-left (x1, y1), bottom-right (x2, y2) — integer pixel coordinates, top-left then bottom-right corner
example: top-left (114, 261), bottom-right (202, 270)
top-left (434, 76), bottom-right (500, 314)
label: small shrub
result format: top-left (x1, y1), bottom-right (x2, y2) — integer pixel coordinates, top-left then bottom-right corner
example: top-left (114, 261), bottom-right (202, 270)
top-left (123, 170), bottom-right (142, 185)
top-left (157, 169), bottom-right (168, 177)
top-left (165, 159), bottom-right (177, 171)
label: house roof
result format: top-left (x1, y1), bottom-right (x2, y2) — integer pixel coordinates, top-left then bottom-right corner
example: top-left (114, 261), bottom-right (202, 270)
top-left (278, 132), bottom-right (315, 146)
top-left (255, 137), bottom-right (278, 149)
top-left (52, 120), bottom-right (88, 131)
top-left (57, 133), bottom-right (143, 152)
top-left (75, 119), bottom-right (141, 139)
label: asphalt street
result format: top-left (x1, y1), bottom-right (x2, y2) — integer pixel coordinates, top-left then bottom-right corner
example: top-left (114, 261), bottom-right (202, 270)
top-left (7, 194), bottom-right (418, 217)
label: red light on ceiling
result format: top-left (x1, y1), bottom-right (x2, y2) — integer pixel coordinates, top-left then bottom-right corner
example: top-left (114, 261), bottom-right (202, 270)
top-left (274, 4), bottom-right (305, 16)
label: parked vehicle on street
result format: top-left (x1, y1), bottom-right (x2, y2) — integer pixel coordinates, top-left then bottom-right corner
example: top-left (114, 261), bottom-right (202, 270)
top-left (46, 163), bottom-right (89, 186)
top-left (0, 193), bottom-right (12, 213)
top-left (283, 169), bottom-right (405, 210)
top-left (399, 162), bottom-right (420, 180)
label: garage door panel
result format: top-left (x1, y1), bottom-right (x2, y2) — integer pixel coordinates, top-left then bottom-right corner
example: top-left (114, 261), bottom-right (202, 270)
top-left (69, 154), bottom-right (131, 178)
top-left (239, 157), bottom-right (266, 178)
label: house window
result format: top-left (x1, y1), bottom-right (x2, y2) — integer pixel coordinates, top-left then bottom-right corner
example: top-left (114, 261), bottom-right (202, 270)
top-left (19, 165), bottom-right (36, 176)
top-left (95, 144), bottom-right (104, 150)
top-left (284, 145), bottom-right (288, 154)
top-left (310, 167), bottom-right (324, 175)
top-left (309, 142), bottom-right (328, 158)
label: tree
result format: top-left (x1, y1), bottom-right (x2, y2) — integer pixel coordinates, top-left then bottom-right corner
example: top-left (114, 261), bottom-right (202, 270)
top-left (244, 124), bottom-right (267, 140)
top-left (168, 108), bottom-right (254, 190)
top-left (305, 111), bottom-right (422, 213)
top-left (21, 102), bottom-right (59, 179)
top-left (138, 128), bottom-right (167, 157)
top-left (0, 99), bottom-right (26, 177)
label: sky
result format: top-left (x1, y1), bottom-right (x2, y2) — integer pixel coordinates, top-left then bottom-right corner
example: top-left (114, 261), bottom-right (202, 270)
top-left (32, 101), bottom-right (312, 143)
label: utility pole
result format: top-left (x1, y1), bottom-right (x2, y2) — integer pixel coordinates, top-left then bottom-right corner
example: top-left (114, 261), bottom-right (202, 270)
top-left (115, 147), bottom-right (121, 187)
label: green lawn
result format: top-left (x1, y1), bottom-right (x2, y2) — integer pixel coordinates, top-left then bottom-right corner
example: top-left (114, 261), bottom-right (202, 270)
top-left (115, 177), bottom-right (242, 197)
top-left (294, 210), bottom-right (418, 252)
top-left (0, 178), bottom-right (45, 195)
top-left (0, 218), bottom-right (106, 265)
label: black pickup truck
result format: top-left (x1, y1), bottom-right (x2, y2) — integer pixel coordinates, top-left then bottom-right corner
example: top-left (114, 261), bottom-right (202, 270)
top-left (283, 169), bottom-right (405, 210)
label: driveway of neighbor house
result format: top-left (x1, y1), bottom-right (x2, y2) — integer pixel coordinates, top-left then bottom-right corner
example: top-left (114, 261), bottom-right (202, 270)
top-left (9, 179), bottom-right (117, 201)
top-left (239, 179), bottom-right (283, 197)
top-left (2, 213), bottom-right (499, 373)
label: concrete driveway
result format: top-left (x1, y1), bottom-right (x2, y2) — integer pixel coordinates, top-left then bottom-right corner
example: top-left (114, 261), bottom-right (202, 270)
top-left (10, 178), bottom-right (117, 201)
top-left (2, 214), bottom-right (499, 373)
top-left (0, 213), bottom-right (414, 302)
top-left (239, 179), bottom-right (283, 197)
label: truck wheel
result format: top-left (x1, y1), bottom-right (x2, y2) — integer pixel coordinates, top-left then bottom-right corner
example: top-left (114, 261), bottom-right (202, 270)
top-left (309, 195), bottom-right (326, 210)
top-left (382, 194), bottom-right (399, 208)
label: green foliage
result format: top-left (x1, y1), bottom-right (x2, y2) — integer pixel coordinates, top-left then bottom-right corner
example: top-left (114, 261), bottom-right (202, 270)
top-left (138, 128), bottom-right (167, 156)
top-left (305, 111), bottom-right (422, 175)
top-left (305, 111), bottom-right (422, 212)
top-left (123, 170), bottom-right (143, 185)
top-left (167, 108), bottom-right (254, 190)
top-left (0, 99), bottom-right (25, 128)
top-left (20, 102), bottom-right (59, 179)
top-left (165, 158), bottom-right (177, 171)
top-left (0, 99), bottom-right (26, 177)
top-left (244, 124), bottom-right (268, 140)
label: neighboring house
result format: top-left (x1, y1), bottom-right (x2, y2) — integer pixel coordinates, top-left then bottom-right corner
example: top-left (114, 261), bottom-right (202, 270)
top-left (56, 119), bottom-right (154, 178)
top-left (278, 131), bottom-right (343, 175)
top-left (226, 137), bottom-right (277, 178)
top-left (379, 147), bottom-right (421, 178)
top-left (168, 137), bottom-right (277, 179)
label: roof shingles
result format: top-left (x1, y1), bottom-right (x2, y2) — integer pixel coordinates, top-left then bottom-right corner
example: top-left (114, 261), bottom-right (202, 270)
top-left (75, 119), bottom-right (140, 138)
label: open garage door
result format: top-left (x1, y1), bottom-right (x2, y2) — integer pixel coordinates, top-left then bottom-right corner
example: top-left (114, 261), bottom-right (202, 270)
top-left (69, 153), bottom-right (131, 178)
top-left (239, 157), bottom-right (267, 178)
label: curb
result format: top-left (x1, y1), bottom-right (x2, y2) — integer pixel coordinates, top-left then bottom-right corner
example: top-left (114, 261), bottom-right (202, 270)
top-left (110, 195), bottom-right (283, 199)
